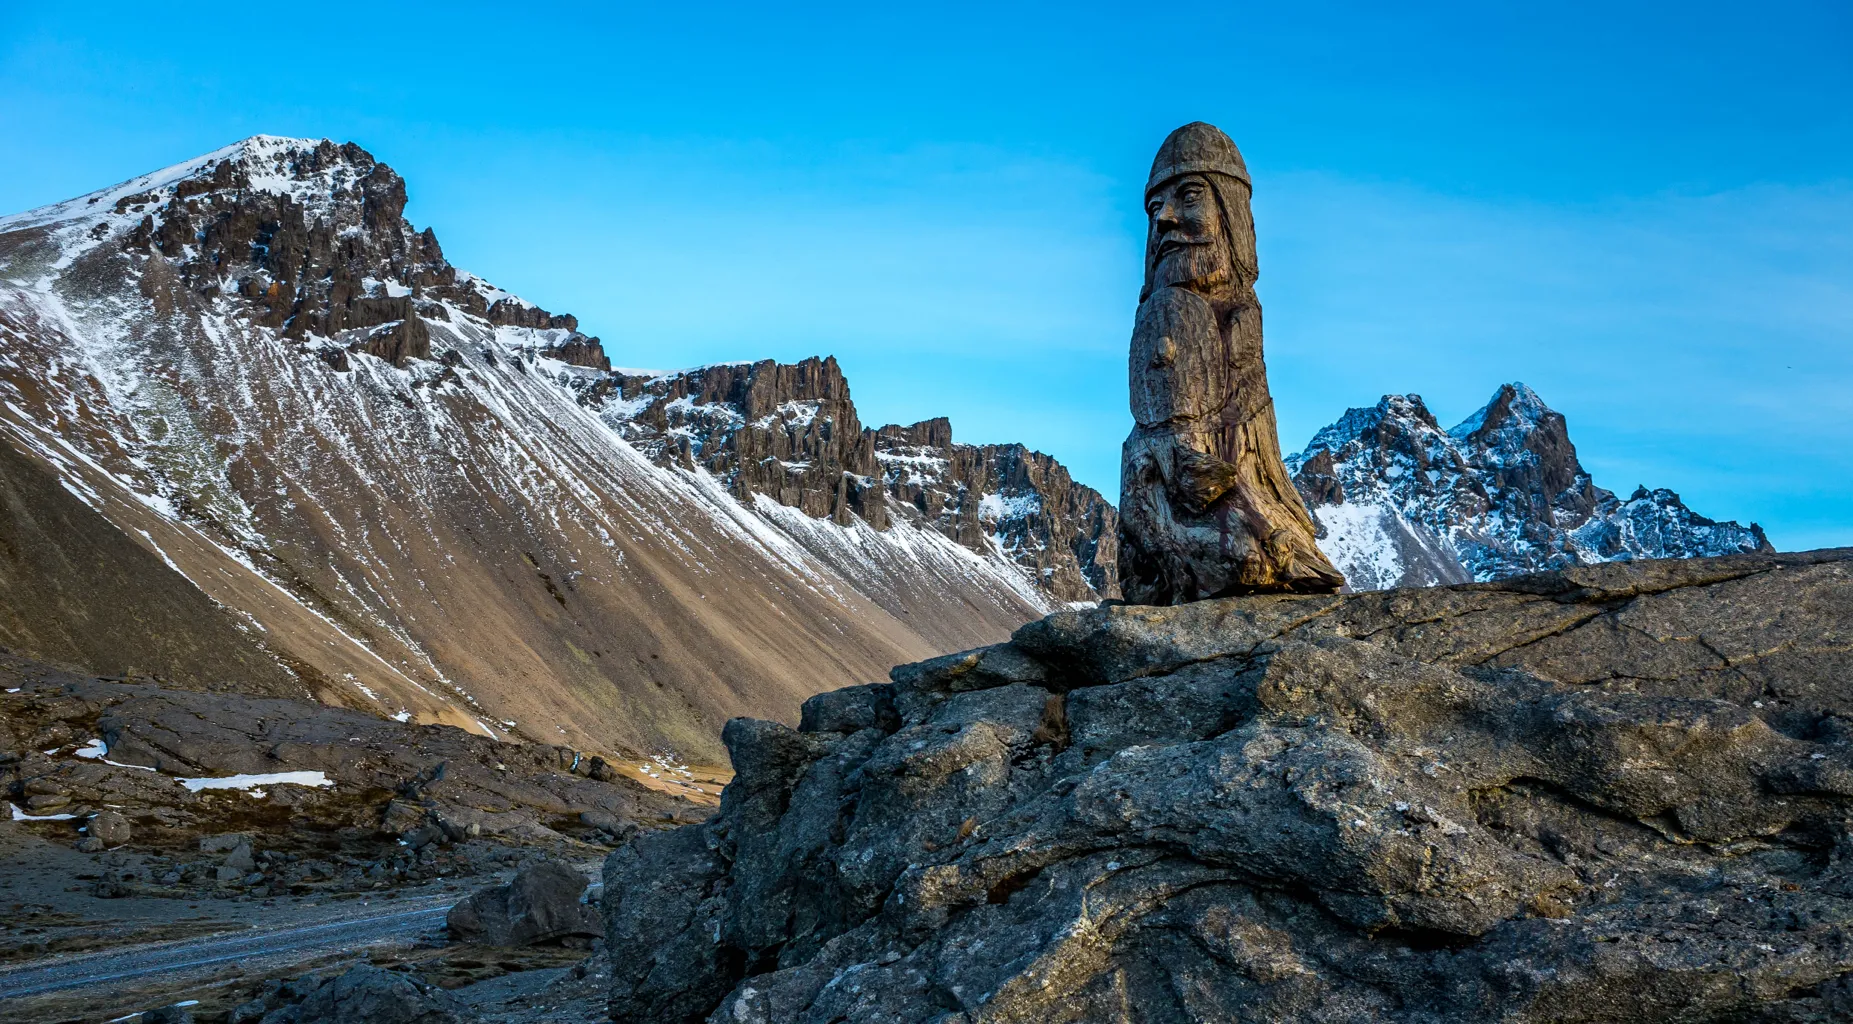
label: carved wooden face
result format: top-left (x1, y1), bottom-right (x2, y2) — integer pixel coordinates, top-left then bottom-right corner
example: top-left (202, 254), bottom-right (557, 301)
top-left (1145, 175), bottom-right (1232, 293)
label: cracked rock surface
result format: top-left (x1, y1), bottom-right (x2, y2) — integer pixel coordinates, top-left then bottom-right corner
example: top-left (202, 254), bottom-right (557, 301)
top-left (604, 549), bottom-right (1853, 1022)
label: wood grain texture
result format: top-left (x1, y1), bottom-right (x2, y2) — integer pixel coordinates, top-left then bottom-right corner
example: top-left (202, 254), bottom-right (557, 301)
top-left (1118, 123), bottom-right (1344, 604)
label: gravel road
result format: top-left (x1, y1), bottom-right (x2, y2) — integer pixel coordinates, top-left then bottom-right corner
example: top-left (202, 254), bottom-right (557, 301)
top-left (0, 894), bottom-right (454, 1003)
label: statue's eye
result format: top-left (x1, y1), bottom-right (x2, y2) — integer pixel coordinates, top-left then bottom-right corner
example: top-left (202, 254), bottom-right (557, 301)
top-left (1181, 186), bottom-right (1203, 203)
top-left (1146, 199), bottom-right (1162, 216)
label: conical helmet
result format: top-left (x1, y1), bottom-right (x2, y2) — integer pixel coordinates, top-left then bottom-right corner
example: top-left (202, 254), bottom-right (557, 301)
top-left (1146, 122), bottom-right (1251, 194)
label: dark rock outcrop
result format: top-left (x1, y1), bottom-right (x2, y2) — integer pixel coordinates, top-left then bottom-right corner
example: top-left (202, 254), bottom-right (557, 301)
top-left (605, 549), bottom-right (1853, 1022)
top-left (109, 136), bottom-right (605, 371)
top-left (606, 357), bottom-right (877, 524)
top-left (1289, 383), bottom-right (1773, 590)
top-left (600, 357), bottom-right (1119, 603)
top-left (447, 857), bottom-right (602, 946)
top-left (0, 651), bottom-right (685, 846)
top-left (234, 965), bottom-right (472, 1024)
top-left (350, 315), bottom-right (431, 366)
top-left (546, 332), bottom-right (612, 370)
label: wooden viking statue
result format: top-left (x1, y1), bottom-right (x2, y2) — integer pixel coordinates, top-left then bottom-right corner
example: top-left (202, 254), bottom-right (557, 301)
top-left (1117, 122), bottom-right (1345, 604)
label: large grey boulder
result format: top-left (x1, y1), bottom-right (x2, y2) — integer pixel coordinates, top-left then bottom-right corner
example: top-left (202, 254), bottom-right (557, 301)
top-left (447, 858), bottom-right (601, 947)
top-left (89, 808), bottom-right (131, 847)
top-left (604, 550), bottom-right (1853, 1023)
top-left (604, 823), bottom-right (738, 1023)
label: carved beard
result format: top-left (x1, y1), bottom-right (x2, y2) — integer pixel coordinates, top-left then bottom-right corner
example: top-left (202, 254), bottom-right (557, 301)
top-left (1151, 238), bottom-right (1233, 295)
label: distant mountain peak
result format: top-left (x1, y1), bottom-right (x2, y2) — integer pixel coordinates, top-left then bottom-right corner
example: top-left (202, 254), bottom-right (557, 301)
top-left (0, 135), bottom-right (370, 236)
top-left (1290, 383), bottom-right (1770, 591)
top-left (1449, 380), bottom-right (1550, 441)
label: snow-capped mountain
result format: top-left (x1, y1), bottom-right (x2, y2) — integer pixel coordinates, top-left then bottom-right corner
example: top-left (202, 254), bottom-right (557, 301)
top-left (1288, 383), bottom-right (1773, 591)
top-left (0, 136), bottom-right (1111, 761)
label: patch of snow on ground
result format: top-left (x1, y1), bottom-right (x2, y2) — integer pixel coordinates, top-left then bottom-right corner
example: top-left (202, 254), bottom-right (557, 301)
top-left (9, 803), bottom-right (77, 821)
top-left (178, 771), bottom-right (333, 793)
top-left (70, 736), bottom-right (162, 771)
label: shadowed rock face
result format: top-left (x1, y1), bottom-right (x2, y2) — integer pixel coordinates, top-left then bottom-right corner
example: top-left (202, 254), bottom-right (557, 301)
top-left (604, 548), bottom-right (1853, 1023)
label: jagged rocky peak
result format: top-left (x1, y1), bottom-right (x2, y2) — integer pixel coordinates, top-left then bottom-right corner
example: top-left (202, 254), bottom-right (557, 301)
top-left (4, 134), bottom-right (1110, 608)
top-left (1289, 381), bottom-right (1771, 591)
top-left (602, 550), bottom-right (1853, 1023)
top-left (872, 418), bottom-right (1120, 605)
top-left (4, 134), bottom-right (608, 370)
top-left (603, 356), bottom-right (883, 525)
top-left (599, 358), bottom-right (1119, 603)
top-left (1449, 382), bottom-right (1597, 516)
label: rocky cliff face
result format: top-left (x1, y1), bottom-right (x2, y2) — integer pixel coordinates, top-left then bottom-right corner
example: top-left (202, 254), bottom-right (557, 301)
top-left (104, 137), bottom-right (603, 370)
top-left (596, 358), bottom-right (1117, 604)
top-left (603, 549), bottom-right (1853, 1022)
top-left (1288, 383), bottom-right (1772, 591)
top-left (0, 136), bottom-right (1101, 762)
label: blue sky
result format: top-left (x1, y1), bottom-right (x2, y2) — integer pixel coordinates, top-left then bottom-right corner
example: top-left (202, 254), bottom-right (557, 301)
top-left (3, 2), bottom-right (1849, 547)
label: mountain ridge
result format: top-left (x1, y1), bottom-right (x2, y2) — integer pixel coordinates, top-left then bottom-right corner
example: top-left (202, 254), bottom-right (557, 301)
top-left (1289, 381), bottom-right (1772, 591)
top-left (0, 134), bottom-right (1111, 762)
top-left (593, 356), bottom-right (1117, 605)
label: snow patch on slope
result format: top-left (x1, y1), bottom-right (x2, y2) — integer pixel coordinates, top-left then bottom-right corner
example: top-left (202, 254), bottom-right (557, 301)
top-left (753, 494), bottom-right (1052, 616)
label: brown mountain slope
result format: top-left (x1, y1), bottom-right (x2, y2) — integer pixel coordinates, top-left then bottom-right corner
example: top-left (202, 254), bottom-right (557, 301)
top-left (0, 437), bottom-right (302, 696)
top-left (0, 136), bottom-right (1107, 762)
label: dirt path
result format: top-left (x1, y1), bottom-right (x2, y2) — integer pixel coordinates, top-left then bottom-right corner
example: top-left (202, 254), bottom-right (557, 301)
top-left (0, 894), bottom-right (453, 1013)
